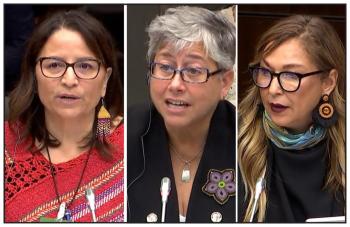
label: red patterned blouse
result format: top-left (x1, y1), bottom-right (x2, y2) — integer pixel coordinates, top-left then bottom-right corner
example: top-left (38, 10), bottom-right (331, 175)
top-left (4, 122), bottom-right (124, 222)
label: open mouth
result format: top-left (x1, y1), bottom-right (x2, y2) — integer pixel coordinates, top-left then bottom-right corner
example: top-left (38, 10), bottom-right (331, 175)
top-left (270, 103), bottom-right (287, 113)
top-left (165, 99), bottom-right (190, 108)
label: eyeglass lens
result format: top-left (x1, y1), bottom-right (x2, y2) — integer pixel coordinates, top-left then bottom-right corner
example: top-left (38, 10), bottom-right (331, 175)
top-left (41, 58), bottom-right (100, 79)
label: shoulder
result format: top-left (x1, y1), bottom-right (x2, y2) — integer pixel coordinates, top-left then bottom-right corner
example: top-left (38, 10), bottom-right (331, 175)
top-left (4, 121), bottom-right (33, 164)
top-left (212, 100), bottom-right (236, 129)
top-left (128, 102), bottom-right (153, 138)
top-left (108, 117), bottom-right (124, 155)
top-left (219, 100), bottom-right (236, 117)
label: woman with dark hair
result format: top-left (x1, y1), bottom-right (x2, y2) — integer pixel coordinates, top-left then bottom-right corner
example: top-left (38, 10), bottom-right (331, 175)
top-left (5, 10), bottom-right (124, 222)
top-left (127, 6), bottom-right (236, 223)
top-left (238, 15), bottom-right (345, 222)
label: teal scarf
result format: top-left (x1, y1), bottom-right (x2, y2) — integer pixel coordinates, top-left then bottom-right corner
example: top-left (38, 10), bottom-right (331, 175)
top-left (263, 111), bottom-right (326, 150)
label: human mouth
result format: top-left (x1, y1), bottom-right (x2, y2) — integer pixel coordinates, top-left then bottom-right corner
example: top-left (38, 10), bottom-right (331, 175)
top-left (57, 93), bottom-right (81, 104)
top-left (165, 99), bottom-right (190, 109)
top-left (270, 103), bottom-right (288, 113)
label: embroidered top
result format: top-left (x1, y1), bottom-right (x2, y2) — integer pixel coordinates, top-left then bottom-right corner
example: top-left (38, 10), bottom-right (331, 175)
top-left (4, 121), bottom-right (124, 222)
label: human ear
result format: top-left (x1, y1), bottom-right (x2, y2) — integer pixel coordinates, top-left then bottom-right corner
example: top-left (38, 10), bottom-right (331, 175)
top-left (322, 69), bottom-right (338, 95)
top-left (101, 67), bottom-right (112, 97)
top-left (220, 69), bottom-right (234, 99)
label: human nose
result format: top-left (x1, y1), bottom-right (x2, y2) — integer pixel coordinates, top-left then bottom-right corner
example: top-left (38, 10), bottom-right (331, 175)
top-left (168, 70), bottom-right (186, 93)
top-left (268, 75), bottom-right (283, 95)
top-left (61, 65), bottom-right (78, 87)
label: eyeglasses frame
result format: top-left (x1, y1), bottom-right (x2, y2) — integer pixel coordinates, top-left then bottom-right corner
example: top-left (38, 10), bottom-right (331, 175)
top-left (249, 65), bottom-right (326, 92)
top-left (149, 62), bottom-right (223, 84)
top-left (37, 57), bottom-right (102, 80)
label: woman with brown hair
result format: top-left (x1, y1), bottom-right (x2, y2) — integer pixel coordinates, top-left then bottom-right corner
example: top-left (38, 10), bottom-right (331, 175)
top-left (5, 10), bottom-right (124, 222)
top-left (238, 15), bottom-right (345, 222)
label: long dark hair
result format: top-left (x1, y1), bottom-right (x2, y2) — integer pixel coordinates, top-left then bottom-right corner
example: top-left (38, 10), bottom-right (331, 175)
top-left (8, 10), bottom-right (123, 159)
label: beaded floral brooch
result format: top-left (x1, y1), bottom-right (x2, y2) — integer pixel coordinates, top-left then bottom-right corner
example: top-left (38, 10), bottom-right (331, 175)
top-left (202, 169), bottom-right (235, 205)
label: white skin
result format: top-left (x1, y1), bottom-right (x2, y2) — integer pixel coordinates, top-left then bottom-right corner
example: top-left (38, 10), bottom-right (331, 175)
top-left (150, 42), bottom-right (233, 215)
top-left (260, 38), bottom-right (337, 133)
top-left (35, 28), bottom-right (111, 163)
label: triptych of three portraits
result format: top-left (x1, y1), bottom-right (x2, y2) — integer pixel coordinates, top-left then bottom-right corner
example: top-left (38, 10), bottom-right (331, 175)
top-left (4, 4), bottom-right (345, 223)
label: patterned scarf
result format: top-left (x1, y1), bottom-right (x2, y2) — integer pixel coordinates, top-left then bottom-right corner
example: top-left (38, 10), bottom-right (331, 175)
top-left (263, 111), bottom-right (326, 150)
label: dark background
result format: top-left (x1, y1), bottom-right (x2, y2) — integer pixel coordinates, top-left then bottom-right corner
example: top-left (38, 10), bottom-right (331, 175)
top-left (237, 4), bottom-right (346, 103)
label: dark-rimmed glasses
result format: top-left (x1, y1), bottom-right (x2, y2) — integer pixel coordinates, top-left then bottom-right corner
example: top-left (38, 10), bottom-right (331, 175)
top-left (249, 65), bottom-right (326, 92)
top-left (150, 62), bottom-right (223, 84)
top-left (37, 57), bottom-right (102, 79)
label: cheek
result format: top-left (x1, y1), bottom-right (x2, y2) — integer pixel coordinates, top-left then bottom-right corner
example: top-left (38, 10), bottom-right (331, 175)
top-left (292, 80), bottom-right (322, 110)
top-left (259, 89), bottom-right (269, 105)
top-left (86, 82), bottom-right (105, 104)
top-left (290, 92), bottom-right (319, 114)
top-left (149, 81), bottom-right (166, 100)
top-left (36, 77), bottom-right (51, 101)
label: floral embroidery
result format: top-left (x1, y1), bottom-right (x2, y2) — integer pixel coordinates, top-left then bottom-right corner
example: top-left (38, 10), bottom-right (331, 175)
top-left (202, 169), bottom-right (235, 205)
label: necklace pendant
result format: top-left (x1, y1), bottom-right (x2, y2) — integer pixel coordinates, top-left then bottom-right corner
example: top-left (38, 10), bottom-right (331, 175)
top-left (56, 202), bottom-right (66, 221)
top-left (181, 163), bottom-right (191, 183)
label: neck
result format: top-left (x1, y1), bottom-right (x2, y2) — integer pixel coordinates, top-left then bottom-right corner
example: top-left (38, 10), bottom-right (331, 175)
top-left (166, 122), bottom-right (209, 160)
top-left (45, 112), bottom-right (94, 148)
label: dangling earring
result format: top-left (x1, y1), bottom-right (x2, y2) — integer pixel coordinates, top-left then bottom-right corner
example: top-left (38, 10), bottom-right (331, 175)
top-left (312, 94), bottom-right (338, 128)
top-left (97, 98), bottom-right (111, 140)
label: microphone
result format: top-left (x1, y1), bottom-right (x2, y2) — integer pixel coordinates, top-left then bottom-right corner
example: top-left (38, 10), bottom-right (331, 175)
top-left (250, 177), bottom-right (265, 222)
top-left (160, 177), bottom-right (171, 222)
top-left (85, 188), bottom-right (97, 222)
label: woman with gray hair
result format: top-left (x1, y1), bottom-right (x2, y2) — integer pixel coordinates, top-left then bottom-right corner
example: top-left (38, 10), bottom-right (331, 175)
top-left (128, 6), bottom-right (236, 223)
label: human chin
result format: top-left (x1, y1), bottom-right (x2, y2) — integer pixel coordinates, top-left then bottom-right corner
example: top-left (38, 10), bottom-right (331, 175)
top-left (267, 109), bottom-right (290, 128)
top-left (163, 114), bottom-right (192, 129)
top-left (48, 107), bottom-right (93, 120)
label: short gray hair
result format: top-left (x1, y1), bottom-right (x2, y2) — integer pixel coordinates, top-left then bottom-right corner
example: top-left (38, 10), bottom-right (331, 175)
top-left (147, 6), bottom-right (236, 70)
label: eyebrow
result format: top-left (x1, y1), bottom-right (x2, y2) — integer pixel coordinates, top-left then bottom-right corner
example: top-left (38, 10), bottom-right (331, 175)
top-left (184, 53), bottom-right (206, 62)
top-left (39, 56), bottom-right (98, 62)
top-left (156, 51), bottom-right (174, 59)
top-left (262, 59), bottom-right (306, 71)
top-left (156, 51), bottom-right (206, 62)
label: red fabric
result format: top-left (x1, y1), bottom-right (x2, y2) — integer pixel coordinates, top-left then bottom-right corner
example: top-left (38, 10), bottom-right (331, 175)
top-left (4, 122), bottom-right (124, 222)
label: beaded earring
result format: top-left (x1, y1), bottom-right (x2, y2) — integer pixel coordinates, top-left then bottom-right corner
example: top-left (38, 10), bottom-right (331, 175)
top-left (312, 94), bottom-right (338, 128)
top-left (97, 98), bottom-right (111, 140)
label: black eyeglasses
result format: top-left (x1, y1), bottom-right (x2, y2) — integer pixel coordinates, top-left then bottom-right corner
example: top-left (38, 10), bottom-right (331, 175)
top-left (37, 57), bottom-right (102, 80)
top-left (150, 62), bottom-right (223, 84)
top-left (249, 65), bottom-right (326, 92)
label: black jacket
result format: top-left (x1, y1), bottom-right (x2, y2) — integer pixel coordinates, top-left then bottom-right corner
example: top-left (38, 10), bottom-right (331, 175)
top-left (238, 140), bottom-right (344, 223)
top-left (127, 100), bottom-right (236, 223)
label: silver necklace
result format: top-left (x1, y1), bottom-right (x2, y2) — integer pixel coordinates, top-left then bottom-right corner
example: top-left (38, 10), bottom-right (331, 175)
top-left (170, 144), bottom-right (203, 183)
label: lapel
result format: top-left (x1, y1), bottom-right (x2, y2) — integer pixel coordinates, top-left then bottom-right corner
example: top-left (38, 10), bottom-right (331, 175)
top-left (186, 101), bottom-right (236, 222)
top-left (141, 111), bottom-right (179, 222)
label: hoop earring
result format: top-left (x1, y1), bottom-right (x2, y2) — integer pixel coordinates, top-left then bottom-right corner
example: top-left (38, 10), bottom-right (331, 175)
top-left (312, 94), bottom-right (338, 128)
top-left (97, 98), bottom-right (111, 140)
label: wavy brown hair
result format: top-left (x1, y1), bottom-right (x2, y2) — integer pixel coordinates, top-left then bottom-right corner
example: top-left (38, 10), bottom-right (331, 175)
top-left (239, 15), bottom-right (345, 222)
top-left (8, 10), bottom-right (123, 159)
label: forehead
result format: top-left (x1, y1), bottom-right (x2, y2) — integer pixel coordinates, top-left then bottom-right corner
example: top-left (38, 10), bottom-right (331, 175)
top-left (262, 38), bottom-right (315, 70)
top-left (38, 28), bottom-right (96, 58)
top-left (155, 42), bottom-right (210, 61)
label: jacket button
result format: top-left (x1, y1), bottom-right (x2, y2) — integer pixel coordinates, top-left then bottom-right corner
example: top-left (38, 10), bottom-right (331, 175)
top-left (146, 213), bottom-right (158, 222)
top-left (211, 212), bottom-right (222, 222)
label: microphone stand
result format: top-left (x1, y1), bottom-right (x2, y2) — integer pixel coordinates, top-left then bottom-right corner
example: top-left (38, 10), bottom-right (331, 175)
top-left (160, 177), bottom-right (171, 223)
